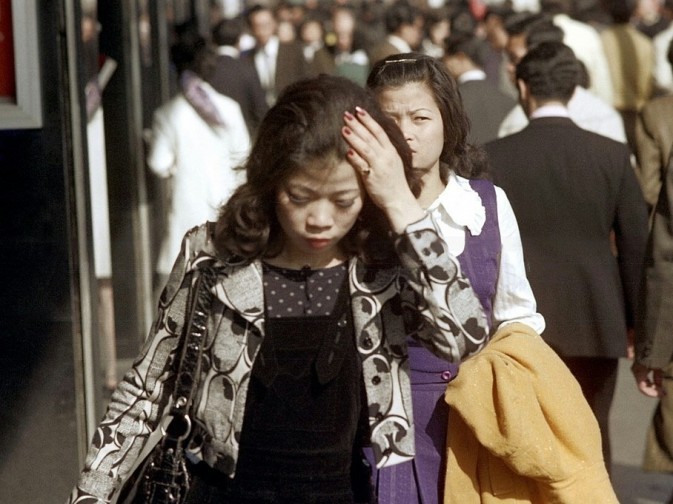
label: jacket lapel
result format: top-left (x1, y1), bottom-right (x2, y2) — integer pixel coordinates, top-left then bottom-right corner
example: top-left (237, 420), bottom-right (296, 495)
top-left (212, 261), bottom-right (265, 335)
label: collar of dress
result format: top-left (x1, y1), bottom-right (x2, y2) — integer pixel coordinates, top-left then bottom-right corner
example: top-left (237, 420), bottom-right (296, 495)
top-left (425, 171), bottom-right (486, 236)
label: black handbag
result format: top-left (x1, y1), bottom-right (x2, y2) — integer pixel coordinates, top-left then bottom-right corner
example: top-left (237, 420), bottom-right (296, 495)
top-left (113, 267), bottom-right (215, 504)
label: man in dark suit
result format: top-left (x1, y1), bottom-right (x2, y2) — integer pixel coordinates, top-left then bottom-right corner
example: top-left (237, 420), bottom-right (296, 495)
top-left (242, 4), bottom-right (308, 107)
top-left (484, 42), bottom-right (649, 471)
top-left (443, 32), bottom-right (516, 145)
top-left (210, 16), bottom-right (268, 136)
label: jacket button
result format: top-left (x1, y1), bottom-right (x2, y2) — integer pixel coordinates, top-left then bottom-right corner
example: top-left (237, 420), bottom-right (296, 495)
top-left (372, 376), bottom-right (381, 385)
top-left (375, 412), bottom-right (384, 421)
top-left (363, 337), bottom-right (373, 349)
top-left (441, 370), bottom-right (453, 381)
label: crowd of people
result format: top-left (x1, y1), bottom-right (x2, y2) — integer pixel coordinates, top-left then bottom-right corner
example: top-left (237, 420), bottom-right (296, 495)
top-left (68, 0), bottom-right (673, 502)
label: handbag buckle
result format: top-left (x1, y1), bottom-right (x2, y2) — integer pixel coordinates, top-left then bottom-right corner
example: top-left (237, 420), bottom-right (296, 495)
top-left (165, 413), bottom-right (192, 442)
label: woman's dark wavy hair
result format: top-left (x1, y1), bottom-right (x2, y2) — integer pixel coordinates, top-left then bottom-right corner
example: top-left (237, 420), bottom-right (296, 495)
top-left (213, 74), bottom-right (419, 265)
top-left (366, 53), bottom-right (488, 183)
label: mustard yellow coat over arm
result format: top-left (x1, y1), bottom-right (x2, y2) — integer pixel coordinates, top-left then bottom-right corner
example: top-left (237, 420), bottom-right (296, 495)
top-left (444, 323), bottom-right (618, 503)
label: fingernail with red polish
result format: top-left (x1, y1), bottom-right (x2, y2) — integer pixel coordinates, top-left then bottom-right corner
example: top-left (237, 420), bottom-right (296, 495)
top-left (355, 106), bottom-right (366, 116)
top-left (343, 127), bottom-right (352, 135)
top-left (344, 111), bottom-right (354, 120)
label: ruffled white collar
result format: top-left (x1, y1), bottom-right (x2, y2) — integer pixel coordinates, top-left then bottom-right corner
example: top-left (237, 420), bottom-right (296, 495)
top-left (426, 172), bottom-right (486, 236)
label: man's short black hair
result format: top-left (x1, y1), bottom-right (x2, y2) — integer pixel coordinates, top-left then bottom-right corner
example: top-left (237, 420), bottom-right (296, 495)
top-left (516, 41), bottom-right (579, 103)
top-left (212, 16), bottom-right (244, 47)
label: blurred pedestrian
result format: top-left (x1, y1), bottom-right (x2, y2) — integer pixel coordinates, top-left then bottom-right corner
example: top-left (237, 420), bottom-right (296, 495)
top-left (147, 32), bottom-right (250, 284)
top-left (368, 1), bottom-right (425, 65)
top-left (421, 7), bottom-right (451, 58)
top-left (601, 0), bottom-right (656, 152)
top-left (482, 4), bottom-right (519, 99)
top-left (443, 32), bottom-right (517, 145)
top-left (329, 6), bottom-right (370, 86)
top-left (541, 0), bottom-right (614, 104)
top-left (299, 15), bottom-right (335, 76)
top-left (634, 0), bottom-right (671, 38)
top-left (210, 16), bottom-right (268, 136)
top-left (242, 4), bottom-right (308, 106)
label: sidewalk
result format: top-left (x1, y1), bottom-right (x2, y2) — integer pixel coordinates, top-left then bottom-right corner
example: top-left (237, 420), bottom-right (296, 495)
top-left (611, 358), bottom-right (673, 503)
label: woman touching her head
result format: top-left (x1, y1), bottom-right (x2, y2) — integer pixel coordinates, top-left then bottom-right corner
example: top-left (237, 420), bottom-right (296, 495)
top-left (351, 53), bottom-right (545, 503)
top-left (68, 74), bottom-right (487, 504)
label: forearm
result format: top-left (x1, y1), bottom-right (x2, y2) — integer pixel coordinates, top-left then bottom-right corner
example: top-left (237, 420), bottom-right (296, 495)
top-left (635, 159), bottom-right (673, 369)
top-left (396, 214), bottom-right (488, 360)
top-left (384, 196), bottom-right (427, 234)
top-left (69, 249), bottom-right (192, 502)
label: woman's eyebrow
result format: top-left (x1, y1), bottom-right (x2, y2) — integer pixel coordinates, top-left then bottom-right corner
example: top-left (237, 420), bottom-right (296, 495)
top-left (383, 106), bottom-right (434, 115)
top-left (285, 184), bottom-right (360, 196)
top-left (332, 188), bottom-right (361, 196)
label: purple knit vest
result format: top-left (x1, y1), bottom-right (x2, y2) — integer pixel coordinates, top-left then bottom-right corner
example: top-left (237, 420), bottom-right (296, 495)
top-left (407, 179), bottom-right (501, 383)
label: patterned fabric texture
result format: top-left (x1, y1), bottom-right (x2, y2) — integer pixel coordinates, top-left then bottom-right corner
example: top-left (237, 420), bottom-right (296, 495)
top-left (67, 214), bottom-right (487, 503)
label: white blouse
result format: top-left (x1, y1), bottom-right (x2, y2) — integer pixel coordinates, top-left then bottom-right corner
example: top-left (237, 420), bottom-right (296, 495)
top-left (427, 172), bottom-right (546, 334)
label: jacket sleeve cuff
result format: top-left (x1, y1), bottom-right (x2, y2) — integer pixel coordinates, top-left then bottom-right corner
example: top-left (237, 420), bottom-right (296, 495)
top-left (68, 469), bottom-right (118, 503)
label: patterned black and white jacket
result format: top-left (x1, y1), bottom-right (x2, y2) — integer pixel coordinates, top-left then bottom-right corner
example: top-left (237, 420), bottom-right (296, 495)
top-left (68, 214), bottom-right (488, 503)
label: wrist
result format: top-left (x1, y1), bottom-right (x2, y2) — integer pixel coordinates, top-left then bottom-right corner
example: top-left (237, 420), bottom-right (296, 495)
top-left (386, 202), bottom-right (427, 234)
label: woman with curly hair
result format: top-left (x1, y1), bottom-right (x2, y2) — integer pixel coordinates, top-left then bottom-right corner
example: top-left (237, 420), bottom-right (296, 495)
top-left (67, 74), bottom-right (488, 504)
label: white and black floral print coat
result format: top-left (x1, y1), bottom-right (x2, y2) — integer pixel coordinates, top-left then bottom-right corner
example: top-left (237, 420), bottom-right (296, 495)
top-left (68, 214), bottom-right (488, 503)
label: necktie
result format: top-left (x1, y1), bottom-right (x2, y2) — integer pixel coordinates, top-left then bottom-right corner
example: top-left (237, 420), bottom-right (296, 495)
top-left (257, 47), bottom-right (276, 105)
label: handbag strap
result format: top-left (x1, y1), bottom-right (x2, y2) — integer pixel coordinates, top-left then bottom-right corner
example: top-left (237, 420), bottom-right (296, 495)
top-left (166, 266), bottom-right (216, 441)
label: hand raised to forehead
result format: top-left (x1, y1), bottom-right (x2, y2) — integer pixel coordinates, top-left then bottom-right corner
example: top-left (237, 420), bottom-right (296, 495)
top-left (342, 106), bottom-right (425, 233)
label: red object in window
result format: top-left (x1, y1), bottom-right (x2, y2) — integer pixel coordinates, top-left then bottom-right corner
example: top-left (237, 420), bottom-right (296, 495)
top-left (0, 0), bottom-right (16, 100)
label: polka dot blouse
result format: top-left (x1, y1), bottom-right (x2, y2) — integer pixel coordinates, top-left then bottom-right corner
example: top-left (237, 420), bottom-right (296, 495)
top-left (262, 262), bottom-right (348, 318)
